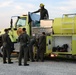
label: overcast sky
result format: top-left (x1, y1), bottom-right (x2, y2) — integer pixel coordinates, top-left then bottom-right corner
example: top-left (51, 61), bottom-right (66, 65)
top-left (0, 0), bottom-right (76, 29)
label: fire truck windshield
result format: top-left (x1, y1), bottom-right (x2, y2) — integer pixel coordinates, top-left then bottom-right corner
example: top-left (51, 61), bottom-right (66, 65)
top-left (16, 17), bottom-right (26, 27)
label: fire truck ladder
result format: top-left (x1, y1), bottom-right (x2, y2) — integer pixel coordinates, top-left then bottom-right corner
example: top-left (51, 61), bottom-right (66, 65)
top-left (61, 14), bottom-right (76, 34)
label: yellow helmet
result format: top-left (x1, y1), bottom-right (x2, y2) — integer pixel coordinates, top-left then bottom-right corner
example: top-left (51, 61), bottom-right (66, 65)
top-left (40, 3), bottom-right (44, 7)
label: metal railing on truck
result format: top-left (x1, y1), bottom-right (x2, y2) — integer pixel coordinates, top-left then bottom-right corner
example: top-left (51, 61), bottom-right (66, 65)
top-left (61, 13), bottom-right (76, 34)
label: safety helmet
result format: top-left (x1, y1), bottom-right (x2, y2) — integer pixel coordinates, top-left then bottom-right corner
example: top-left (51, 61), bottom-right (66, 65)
top-left (40, 3), bottom-right (44, 7)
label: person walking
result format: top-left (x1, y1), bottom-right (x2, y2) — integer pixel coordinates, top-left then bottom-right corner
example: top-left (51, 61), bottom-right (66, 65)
top-left (18, 28), bottom-right (30, 66)
top-left (2, 29), bottom-right (13, 64)
top-left (32, 3), bottom-right (49, 20)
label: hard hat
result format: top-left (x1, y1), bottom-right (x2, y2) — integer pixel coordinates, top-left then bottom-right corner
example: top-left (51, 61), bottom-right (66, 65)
top-left (40, 3), bottom-right (44, 7)
top-left (4, 29), bottom-right (8, 32)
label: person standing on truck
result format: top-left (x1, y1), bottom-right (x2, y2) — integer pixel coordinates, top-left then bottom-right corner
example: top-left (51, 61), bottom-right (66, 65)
top-left (2, 29), bottom-right (13, 64)
top-left (36, 32), bottom-right (46, 62)
top-left (18, 28), bottom-right (30, 66)
top-left (32, 3), bottom-right (49, 20)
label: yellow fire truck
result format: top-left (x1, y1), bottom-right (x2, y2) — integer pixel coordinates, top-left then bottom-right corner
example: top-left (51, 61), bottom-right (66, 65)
top-left (0, 13), bottom-right (76, 59)
top-left (0, 13), bottom-right (53, 56)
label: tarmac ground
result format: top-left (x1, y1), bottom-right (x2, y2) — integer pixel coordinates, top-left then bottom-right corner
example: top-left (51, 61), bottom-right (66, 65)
top-left (0, 57), bottom-right (76, 75)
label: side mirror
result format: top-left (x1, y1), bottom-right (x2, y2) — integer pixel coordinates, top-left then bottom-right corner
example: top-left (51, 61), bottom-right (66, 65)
top-left (18, 16), bottom-right (20, 19)
top-left (14, 28), bottom-right (17, 30)
top-left (10, 19), bottom-right (13, 28)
